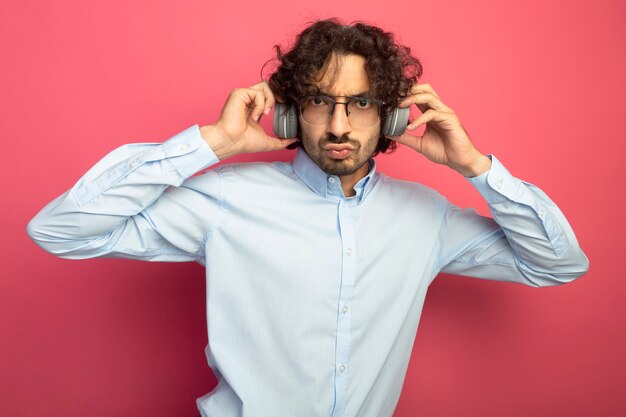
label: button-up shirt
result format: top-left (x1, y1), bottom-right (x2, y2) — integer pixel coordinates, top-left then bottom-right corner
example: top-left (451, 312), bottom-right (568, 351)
top-left (28, 125), bottom-right (589, 417)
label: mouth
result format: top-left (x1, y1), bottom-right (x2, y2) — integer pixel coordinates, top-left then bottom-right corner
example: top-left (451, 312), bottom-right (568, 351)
top-left (324, 144), bottom-right (355, 160)
top-left (326, 149), bottom-right (352, 159)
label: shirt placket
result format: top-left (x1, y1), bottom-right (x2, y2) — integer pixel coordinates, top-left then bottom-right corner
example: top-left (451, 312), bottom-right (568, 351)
top-left (331, 198), bottom-right (356, 417)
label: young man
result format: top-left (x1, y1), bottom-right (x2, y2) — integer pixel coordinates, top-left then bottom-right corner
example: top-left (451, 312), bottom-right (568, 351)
top-left (28, 19), bottom-right (589, 417)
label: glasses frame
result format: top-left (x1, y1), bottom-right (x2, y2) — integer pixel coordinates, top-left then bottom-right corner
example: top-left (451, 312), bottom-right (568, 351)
top-left (298, 94), bottom-right (386, 128)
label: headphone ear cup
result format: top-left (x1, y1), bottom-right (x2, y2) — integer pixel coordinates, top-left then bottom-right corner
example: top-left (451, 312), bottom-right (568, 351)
top-left (273, 103), bottom-right (299, 138)
top-left (382, 106), bottom-right (410, 137)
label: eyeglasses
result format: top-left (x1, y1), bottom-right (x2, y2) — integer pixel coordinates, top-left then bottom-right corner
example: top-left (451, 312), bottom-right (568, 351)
top-left (298, 95), bottom-right (385, 128)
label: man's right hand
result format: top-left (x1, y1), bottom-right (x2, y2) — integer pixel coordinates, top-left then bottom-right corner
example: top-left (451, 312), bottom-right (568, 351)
top-left (200, 81), bottom-right (299, 161)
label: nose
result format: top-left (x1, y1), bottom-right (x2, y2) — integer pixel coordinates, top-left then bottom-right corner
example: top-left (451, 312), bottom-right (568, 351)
top-left (326, 102), bottom-right (352, 138)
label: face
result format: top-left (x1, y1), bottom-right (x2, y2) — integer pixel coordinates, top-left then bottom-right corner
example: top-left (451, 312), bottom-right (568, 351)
top-left (299, 54), bottom-right (380, 179)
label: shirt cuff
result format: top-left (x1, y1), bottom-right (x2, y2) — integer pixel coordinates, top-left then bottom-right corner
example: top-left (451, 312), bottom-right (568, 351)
top-left (466, 154), bottom-right (535, 205)
top-left (159, 124), bottom-right (220, 178)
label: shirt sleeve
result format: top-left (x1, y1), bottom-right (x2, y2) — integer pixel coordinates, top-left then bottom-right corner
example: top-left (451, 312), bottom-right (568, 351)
top-left (435, 155), bottom-right (589, 287)
top-left (27, 125), bottom-right (222, 264)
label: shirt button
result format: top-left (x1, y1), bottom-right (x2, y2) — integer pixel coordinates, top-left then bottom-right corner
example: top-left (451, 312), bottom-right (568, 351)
top-left (179, 144), bottom-right (190, 151)
top-left (346, 248), bottom-right (353, 256)
top-left (328, 177), bottom-right (335, 183)
top-left (129, 159), bottom-right (137, 167)
top-left (342, 305), bottom-right (349, 314)
top-left (339, 364), bottom-right (346, 373)
top-left (494, 178), bottom-right (503, 190)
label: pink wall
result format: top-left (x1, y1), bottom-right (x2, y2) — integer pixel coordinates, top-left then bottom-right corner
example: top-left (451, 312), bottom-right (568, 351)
top-left (1, 0), bottom-right (624, 416)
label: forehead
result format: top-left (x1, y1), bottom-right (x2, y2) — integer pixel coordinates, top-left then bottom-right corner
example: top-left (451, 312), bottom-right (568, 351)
top-left (311, 54), bottom-right (370, 96)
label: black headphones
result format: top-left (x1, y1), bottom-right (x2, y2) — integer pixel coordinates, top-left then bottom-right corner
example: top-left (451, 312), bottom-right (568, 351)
top-left (273, 103), bottom-right (410, 138)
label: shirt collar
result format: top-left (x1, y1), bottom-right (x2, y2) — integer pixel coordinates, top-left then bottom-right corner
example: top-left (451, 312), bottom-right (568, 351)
top-left (292, 147), bottom-right (378, 203)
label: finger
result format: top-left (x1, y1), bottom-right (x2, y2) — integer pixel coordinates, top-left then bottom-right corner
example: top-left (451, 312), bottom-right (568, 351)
top-left (251, 81), bottom-right (276, 116)
top-left (386, 132), bottom-right (423, 153)
top-left (226, 87), bottom-right (263, 120)
top-left (239, 88), bottom-right (267, 123)
top-left (400, 92), bottom-right (451, 113)
top-left (408, 83), bottom-right (440, 99)
top-left (406, 108), bottom-right (451, 130)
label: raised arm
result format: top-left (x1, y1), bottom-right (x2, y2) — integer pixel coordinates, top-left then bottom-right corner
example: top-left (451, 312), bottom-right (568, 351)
top-left (27, 126), bottom-right (222, 262)
top-left (388, 83), bottom-right (589, 286)
top-left (27, 82), bottom-right (297, 262)
top-left (435, 155), bottom-right (589, 286)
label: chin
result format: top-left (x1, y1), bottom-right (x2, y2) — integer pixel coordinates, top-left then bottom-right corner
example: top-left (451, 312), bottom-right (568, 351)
top-left (320, 157), bottom-right (364, 176)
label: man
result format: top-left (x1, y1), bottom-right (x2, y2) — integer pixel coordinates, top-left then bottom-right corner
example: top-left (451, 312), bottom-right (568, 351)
top-left (28, 19), bottom-right (589, 417)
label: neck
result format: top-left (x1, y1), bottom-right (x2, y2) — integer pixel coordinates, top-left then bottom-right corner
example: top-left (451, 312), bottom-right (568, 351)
top-left (339, 161), bottom-right (370, 197)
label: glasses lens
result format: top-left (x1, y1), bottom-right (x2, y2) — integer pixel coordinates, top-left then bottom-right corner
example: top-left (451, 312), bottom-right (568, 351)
top-left (300, 96), bottom-right (381, 128)
top-left (300, 96), bottom-right (333, 126)
top-left (347, 98), bottom-right (380, 128)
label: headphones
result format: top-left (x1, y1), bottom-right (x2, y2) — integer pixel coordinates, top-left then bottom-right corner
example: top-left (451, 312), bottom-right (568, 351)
top-left (273, 103), bottom-right (410, 138)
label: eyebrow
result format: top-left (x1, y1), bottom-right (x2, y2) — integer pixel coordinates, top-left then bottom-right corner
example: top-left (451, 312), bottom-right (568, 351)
top-left (318, 90), bottom-right (371, 98)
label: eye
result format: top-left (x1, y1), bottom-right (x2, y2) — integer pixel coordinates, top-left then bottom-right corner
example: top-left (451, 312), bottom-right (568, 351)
top-left (309, 96), bottom-right (326, 106)
top-left (354, 98), bottom-right (372, 109)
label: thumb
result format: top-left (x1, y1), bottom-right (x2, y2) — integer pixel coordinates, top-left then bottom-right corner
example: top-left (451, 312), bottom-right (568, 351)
top-left (387, 133), bottom-right (423, 153)
top-left (266, 137), bottom-right (300, 151)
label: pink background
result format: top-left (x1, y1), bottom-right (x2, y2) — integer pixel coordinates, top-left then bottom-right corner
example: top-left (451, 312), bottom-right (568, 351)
top-left (1, 0), bottom-right (624, 416)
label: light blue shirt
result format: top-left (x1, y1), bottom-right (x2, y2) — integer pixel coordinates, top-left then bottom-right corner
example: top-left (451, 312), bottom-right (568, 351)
top-left (28, 125), bottom-right (589, 417)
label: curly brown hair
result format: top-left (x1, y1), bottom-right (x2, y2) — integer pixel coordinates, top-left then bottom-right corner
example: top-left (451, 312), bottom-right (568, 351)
top-left (263, 18), bottom-right (423, 155)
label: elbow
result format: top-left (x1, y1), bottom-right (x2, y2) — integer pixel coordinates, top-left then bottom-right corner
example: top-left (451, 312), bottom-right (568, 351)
top-left (26, 213), bottom-right (75, 257)
top-left (27, 214), bottom-right (43, 245)
top-left (556, 246), bottom-right (590, 284)
top-left (566, 249), bottom-right (590, 282)
top-left (27, 211), bottom-right (112, 260)
top-left (27, 214), bottom-right (55, 255)
top-left (27, 191), bottom-right (106, 259)
top-left (523, 247), bottom-right (590, 287)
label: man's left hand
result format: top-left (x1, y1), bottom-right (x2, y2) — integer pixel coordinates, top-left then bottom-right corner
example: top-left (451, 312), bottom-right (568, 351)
top-left (387, 83), bottom-right (491, 177)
